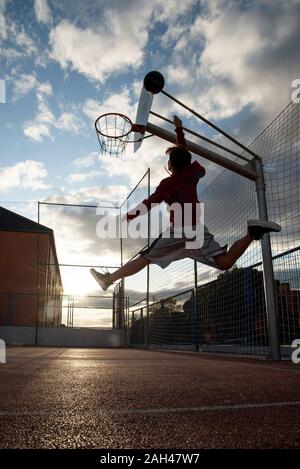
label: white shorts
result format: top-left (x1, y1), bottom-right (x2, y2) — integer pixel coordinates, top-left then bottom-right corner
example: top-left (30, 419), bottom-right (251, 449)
top-left (140, 225), bottom-right (227, 270)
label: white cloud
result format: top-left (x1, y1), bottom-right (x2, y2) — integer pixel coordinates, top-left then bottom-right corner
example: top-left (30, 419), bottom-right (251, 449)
top-left (166, 66), bottom-right (190, 86)
top-left (11, 23), bottom-right (38, 56)
top-left (55, 112), bottom-right (86, 134)
top-left (67, 170), bottom-right (102, 183)
top-left (23, 81), bottom-right (55, 141)
top-left (34, 0), bottom-right (52, 24)
top-left (1, 14), bottom-right (41, 60)
top-left (49, 1), bottom-right (154, 83)
top-left (154, 0), bottom-right (196, 22)
top-left (23, 122), bottom-right (52, 142)
top-left (75, 185), bottom-right (128, 205)
top-left (161, 0), bottom-right (300, 135)
top-left (12, 73), bottom-right (38, 101)
top-left (72, 152), bottom-right (99, 168)
top-left (98, 135), bottom-right (169, 187)
top-left (23, 81), bottom-right (86, 141)
top-left (37, 82), bottom-right (52, 96)
top-left (49, 20), bottom-right (143, 82)
top-left (0, 0), bottom-right (7, 40)
top-left (1, 48), bottom-right (23, 60)
top-left (42, 185), bottom-right (128, 206)
top-left (82, 88), bottom-right (135, 122)
top-left (0, 160), bottom-right (51, 192)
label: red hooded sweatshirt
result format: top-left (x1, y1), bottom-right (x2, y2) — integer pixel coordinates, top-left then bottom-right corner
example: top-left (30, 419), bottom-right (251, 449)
top-left (126, 127), bottom-right (205, 226)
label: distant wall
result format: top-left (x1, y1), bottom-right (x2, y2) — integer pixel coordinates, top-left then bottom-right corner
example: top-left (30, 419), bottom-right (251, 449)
top-left (0, 326), bottom-right (36, 345)
top-left (0, 327), bottom-right (124, 347)
top-left (0, 231), bottom-right (63, 327)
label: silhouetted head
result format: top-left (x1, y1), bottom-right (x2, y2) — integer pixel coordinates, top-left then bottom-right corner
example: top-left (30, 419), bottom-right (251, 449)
top-left (166, 146), bottom-right (192, 173)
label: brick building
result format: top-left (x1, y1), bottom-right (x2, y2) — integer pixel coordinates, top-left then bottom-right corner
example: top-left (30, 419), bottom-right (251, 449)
top-left (0, 207), bottom-right (63, 326)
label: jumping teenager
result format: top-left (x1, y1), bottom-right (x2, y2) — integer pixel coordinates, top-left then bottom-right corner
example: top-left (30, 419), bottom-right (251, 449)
top-left (91, 116), bottom-right (280, 291)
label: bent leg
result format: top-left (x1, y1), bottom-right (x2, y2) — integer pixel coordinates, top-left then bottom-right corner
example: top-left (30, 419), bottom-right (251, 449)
top-left (213, 232), bottom-right (252, 270)
top-left (110, 255), bottom-right (151, 282)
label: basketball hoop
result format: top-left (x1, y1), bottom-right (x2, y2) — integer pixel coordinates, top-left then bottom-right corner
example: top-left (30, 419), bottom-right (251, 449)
top-left (95, 113), bottom-right (145, 156)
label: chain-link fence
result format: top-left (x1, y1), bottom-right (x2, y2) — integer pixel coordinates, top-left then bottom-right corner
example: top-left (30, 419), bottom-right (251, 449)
top-left (0, 293), bottom-right (113, 328)
top-left (120, 170), bottom-right (150, 309)
top-left (127, 102), bottom-right (300, 356)
top-left (1, 103), bottom-right (299, 356)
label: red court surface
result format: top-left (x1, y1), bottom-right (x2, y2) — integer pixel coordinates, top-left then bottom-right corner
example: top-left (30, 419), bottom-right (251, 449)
top-left (0, 347), bottom-right (299, 449)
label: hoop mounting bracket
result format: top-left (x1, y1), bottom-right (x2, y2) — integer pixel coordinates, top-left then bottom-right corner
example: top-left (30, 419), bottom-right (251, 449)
top-left (132, 124), bottom-right (145, 133)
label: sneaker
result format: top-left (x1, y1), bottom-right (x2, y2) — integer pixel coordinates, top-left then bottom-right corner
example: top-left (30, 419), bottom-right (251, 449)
top-left (247, 219), bottom-right (281, 240)
top-left (90, 268), bottom-right (112, 291)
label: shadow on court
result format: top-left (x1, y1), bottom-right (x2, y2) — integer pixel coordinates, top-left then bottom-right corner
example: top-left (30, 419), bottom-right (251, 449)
top-left (0, 347), bottom-right (299, 449)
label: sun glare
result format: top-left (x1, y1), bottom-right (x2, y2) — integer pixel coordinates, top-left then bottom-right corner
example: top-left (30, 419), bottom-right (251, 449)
top-left (62, 269), bottom-right (97, 296)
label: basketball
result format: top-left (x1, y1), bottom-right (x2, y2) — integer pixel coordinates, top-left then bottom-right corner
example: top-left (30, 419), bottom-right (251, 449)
top-left (143, 71), bottom-right (165, 94)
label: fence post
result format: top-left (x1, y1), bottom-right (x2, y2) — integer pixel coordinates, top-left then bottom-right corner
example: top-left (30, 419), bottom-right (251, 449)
top-left (252, 157), bottom-right (281, 360)
top-left (191, 289), bottom-right (199, 351)
top-left (244, 267), bottom-right (255, 347)
top-left (121, 279), bottom-right (125, 328)
top-left (193, 261), bottom-right (199, 351)
top-left (145, 302), bottom-right (149, 348)
top-left (160, 301), bottom-right (164, 348)
top-left (140, 308), bottom-right (144, 345)
top-left (145, 168), bottom-right (150, 348)
top-left (112, 290), bottom-right (116, 329)
top-left (119, 206), bottom-right (123, 267)
top-left (130, 311), bottom-right (136, 345)
top-left (71, 296), bottom-right (74, 327)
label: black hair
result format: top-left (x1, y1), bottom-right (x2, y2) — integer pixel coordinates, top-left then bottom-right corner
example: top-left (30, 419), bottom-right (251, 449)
top-left (166, 146), bottom-right (192, 171)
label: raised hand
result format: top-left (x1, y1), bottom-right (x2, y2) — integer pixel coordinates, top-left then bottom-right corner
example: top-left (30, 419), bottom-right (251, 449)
top-left (173, 115), bottom-right (182, 128)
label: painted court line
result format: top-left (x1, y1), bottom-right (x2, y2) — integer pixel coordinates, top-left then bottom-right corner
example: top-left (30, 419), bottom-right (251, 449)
top-left (1, 401), bottom-right (300, 416)
top-left (200, 360), bottom-right (300, 374)
top-left (161, 354), bottom-right (300, 374)
top-left (233, 363), bottom-right (300, 374)
top-left (122, 401), bottom-right (300, 414)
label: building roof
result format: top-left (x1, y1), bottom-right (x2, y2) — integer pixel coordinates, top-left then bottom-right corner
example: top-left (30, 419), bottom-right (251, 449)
top-left (0, 206), bottom-right (51, 233)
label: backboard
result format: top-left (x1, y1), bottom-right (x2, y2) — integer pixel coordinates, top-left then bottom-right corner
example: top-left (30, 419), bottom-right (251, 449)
top-left (133, 87), bottom-right (153, 153)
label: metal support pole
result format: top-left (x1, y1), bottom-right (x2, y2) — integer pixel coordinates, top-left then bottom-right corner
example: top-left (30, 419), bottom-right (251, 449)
top-left (112, 290), bottom-right (115, 329)
top-left (191, 289), bottom-right (198, 351)
top-left (145, 305), bottom-right (150, 347)
top-left (160, 301), bottom-right (164, 347)
top-left (121, 279), bottom-right (125, 328)
top-left (252, 157), bottom-right (281, 361)
top-left (193, 261), bottom-right (199, 351)
top-left (146, 169), bottom-right (150, 348)
top-left (71, 296), bottom-right (74, 327)
top-left (146, 122), bottom-right (258, 181)
top-left (119, 206), bottom-right (125, 331)
top-left (130, 311), bottom-right (136, 345)
top-left (140, 308), bottom-right (144, 344)
top-left (119, 207), bottom-right (123, 267)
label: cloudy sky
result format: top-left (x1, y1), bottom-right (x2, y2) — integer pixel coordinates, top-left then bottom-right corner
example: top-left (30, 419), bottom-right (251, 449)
top-left (1, 0), bottom-right (300, 303)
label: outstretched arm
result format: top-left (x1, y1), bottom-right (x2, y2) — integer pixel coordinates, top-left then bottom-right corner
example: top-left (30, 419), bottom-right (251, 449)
top-left (173, 115), bottom-right (187, 147)
top-left (124, 179), bottom-right (169, 221)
